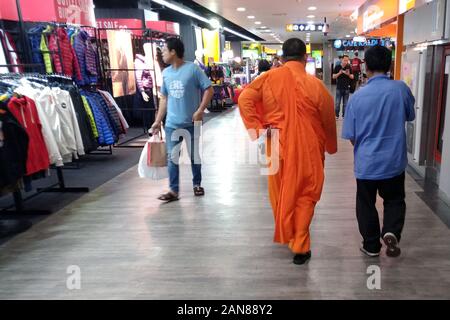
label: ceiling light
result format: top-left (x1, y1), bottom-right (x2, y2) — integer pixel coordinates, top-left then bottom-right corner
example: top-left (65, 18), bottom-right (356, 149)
top-left (255, 21), bottom-right (262, 25)
top-left (209, 18), bottom-right (221, 29)
top-left (308, 6), bottom-right (317, 11)
top-left (151, 1), bottom-right (255, 41)
top-left (247, 15), bottom-right (255, 19)
top-left (237, 7), bottom-right (246, 12)
top-left (260, 26), bottom-right (267, 29)
top-left (346, 34), bottom-right (351, 38)
top-left (307, 15), bottom-right (315, 18)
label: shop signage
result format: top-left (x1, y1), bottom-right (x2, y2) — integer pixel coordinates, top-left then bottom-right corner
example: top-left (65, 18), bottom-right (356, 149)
top-left (146, 21), bottom-right (180, 35)
top-left (54, 0), bottom-right (96, 26)
top-left (96, 19), bottom-right (143, 37)
top-left (333, 38), bottom-right (392, 50)
top-left (286, 23), bottom-right (327, 32)
top-left (357, 0), bottom-right (399, 33)
top-left (0, 0), bottom-right (96, 26)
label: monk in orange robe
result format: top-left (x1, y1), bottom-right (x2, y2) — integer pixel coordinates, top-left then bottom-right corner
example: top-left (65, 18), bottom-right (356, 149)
top-left (238, 38), bottom-right (337, 265)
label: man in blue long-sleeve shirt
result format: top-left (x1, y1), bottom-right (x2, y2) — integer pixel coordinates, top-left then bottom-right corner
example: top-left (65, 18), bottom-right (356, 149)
top-left (342, 45), bottom-right (416, 258)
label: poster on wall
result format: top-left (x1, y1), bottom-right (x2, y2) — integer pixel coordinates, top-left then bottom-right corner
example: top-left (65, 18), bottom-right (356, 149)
top-left (202, 29), bottom-right (220, 65)
top-left (107, 30), bottom-right (136, 98)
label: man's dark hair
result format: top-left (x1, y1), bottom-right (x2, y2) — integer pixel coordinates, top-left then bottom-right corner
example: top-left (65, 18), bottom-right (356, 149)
top-left (282, 38), bottom-right (306, 61)
top-left (342, 54), bottom-right (349, 59)
top-left (339, 55), bottom-right (343, 59)
top-left (364, 45), bottom-right (392, 73)
top-left (166, 37), bottom-right (185, 59)
top-left (258, 60), bottom-right (271, 74)
top-left (354, 52), bottom-right (359, 57)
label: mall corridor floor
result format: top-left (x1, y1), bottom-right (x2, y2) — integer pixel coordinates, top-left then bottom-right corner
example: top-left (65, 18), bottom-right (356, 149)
top-left (0, 108), bottom-right (449, 300)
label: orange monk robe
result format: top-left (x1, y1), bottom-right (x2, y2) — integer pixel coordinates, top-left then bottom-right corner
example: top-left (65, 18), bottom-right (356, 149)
top-left (238, 61), bottom-right (337, 254)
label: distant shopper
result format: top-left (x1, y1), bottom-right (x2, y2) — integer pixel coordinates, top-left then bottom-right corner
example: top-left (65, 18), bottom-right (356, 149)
top-left (342, 45), bottom-right (416, 258)
top-left (333, 55), bottom-right (353, 119)
top-left (335, 55), bottom-right (343, 67)
top-left (239, 38), bottom-right (337, 265)
top-left (151, 38), bottom-right (214, 202)
top-left (271, 56), bottom-right (282, 69)
top-left (351, 52), bottom-right (364, 90)
top-left (258, 59), bottom-right (271, 75)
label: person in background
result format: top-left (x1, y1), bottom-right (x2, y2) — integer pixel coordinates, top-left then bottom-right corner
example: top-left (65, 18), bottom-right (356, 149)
top-left (271, 56), bottom-right (282, 69)
top-left (351, 52), bottom-right (364, 88)
top-left (333, 54), bottom-right (353, 120)
top-left (238, 38), bottom-right (337, 265)
top-left (335, 55), bottom-right (343, 68)
top-left (258, 60), bottom-right (271, 76)
top-left (342, 45), bottom-right (416, 258)
top-left (151, 38), bottom-right (214, 202)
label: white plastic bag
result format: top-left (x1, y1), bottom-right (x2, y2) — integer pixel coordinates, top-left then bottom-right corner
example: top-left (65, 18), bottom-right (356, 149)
top-left (138, 134), bottom-right (168, 180)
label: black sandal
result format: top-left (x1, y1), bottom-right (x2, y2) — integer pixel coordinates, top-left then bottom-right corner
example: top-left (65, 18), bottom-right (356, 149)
top-left (158, 192), bottom-right (179, 202)
top-left (193, 186), bottom-right (205, 196)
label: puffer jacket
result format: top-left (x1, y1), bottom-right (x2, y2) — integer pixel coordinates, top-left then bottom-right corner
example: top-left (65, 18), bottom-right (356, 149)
top-left (28, 26), bottom-right (45, 69)
top-left (40, 27), bottom-right (53, 74)
top-left (49, 28), bottom-right (82, 80)
top-left (74, 31), bottom-right (98, 85)
top-left (91, 92), bottom-right (120, 139)
top-left (81, 91), bottom-right (115, 146)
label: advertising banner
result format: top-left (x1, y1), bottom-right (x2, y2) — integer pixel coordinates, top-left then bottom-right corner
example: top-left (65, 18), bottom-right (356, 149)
top-left (107, 30), bottom-right (136, 98)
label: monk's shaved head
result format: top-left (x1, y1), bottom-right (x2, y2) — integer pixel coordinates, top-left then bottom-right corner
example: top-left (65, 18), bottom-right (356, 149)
top-left (282, 38), bottom-right (307, 62)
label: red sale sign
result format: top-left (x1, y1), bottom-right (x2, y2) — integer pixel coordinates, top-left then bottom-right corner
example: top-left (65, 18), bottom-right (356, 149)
top-left (0, 0), bottom-right (96, 26)
top-left (96, 19), bottom-right (144, 38)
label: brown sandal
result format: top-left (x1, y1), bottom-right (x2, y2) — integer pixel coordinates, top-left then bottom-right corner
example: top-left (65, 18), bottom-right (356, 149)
top-left (193, 186), bottom-right (205, 196)
top-left (158, 192), bottom-right (179, 202)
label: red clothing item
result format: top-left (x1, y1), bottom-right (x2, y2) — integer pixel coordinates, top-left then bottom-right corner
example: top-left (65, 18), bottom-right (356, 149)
top-left (48, 33), bottom-right (63, 74)
top-left (48, 28), bottom-right (82, 80)
top-left (351, 58), bottom-right (363, 73)
top-left (7, 96), bottom-right (50, 175)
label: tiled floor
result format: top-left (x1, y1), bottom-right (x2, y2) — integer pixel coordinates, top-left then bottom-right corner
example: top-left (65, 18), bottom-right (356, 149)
top-left (0, 108), bottom-right (449, 299)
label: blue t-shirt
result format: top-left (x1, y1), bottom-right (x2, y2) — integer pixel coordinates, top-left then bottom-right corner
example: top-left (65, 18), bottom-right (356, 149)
top-left (342, 75), bottom-right (416, 180)
top-left (161, 61), bottom-right (212, 129)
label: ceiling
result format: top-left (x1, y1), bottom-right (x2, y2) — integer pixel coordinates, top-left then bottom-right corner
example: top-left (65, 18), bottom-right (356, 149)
top-left (193, 0), bottom-right (367, 43)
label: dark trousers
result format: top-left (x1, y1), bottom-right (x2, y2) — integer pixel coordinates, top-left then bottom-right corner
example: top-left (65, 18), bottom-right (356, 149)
top-left (335, 89), bottom-right (350, 118)
top-left (356, 172), bottom-right (406, 253)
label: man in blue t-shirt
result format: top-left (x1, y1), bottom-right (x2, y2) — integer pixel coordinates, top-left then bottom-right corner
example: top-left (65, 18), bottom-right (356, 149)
top-left (151, 38), bottom-right (213, 202)
top-left (342, 46), bottom-right (416, 258)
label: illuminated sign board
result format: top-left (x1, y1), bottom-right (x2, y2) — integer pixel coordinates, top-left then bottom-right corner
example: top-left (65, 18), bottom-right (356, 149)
top-left (333, 38), bottom-right (393, 50)
top-left (286, 23), bottom-right (327, 32)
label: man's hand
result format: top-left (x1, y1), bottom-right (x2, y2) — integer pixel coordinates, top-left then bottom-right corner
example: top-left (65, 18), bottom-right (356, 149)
top-left (142, 92), bottom-right (150, 102)
top-left (193, 110), bottom-right (204, 122)
top-left (150, 121), bottom-right (162, 135)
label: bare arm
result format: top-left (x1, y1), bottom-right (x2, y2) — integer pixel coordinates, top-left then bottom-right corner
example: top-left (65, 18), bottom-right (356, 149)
top-left (150, 94), bottom-right (167, 133)
top-left (193, 87), bottom-right (214, 122)
top-left (198, 87), bottom-right (214, 113)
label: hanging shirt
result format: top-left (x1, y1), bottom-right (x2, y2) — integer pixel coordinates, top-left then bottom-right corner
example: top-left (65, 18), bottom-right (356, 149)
top-left (15, 85), bottom-right (64, 166)
top-left (0, 100), bottom-right (29, 190)
top-left (51, 87), bottom-right (85, 160)
top-left (161, 61), bottom-right (212, 129)
top-left (342, 75), bottom-right (416, 180)
top-left (7, 96), bottom-right (50, 175)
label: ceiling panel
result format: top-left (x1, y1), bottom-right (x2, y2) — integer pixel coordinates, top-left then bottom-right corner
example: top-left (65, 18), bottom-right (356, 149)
top-left (193, 0), bottom-right (366, 43)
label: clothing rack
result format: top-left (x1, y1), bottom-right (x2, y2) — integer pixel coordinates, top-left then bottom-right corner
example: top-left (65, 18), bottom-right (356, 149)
top-left (0, 71), bottom-right (90, 215)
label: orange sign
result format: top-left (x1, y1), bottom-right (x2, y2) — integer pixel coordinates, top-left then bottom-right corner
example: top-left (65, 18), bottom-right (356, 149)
top-left (357, 0), bottom-right (399, 34)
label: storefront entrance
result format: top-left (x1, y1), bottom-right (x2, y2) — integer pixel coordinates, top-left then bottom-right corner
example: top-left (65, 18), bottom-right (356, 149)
top-left (437, 46), bottom-right (450, 199)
